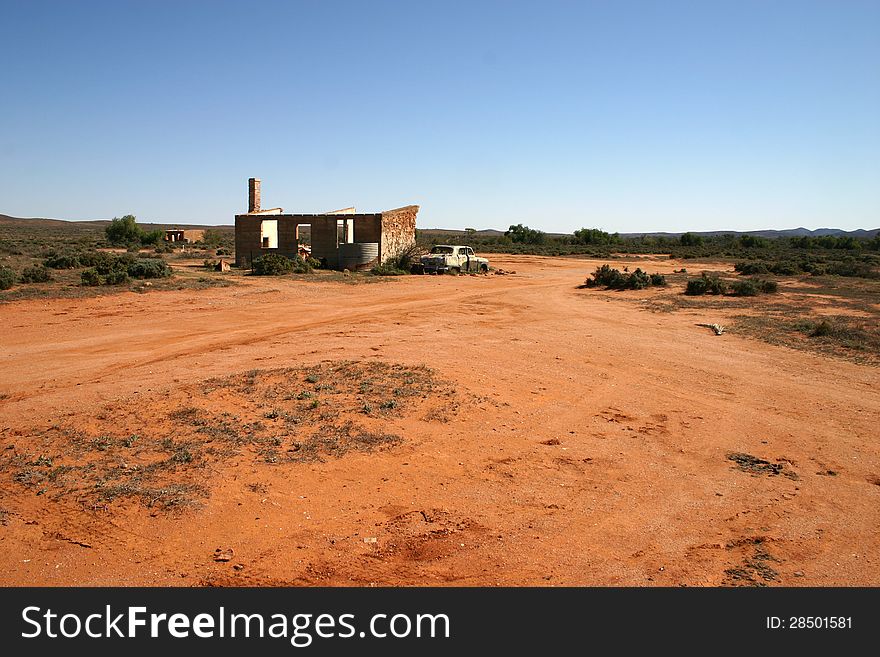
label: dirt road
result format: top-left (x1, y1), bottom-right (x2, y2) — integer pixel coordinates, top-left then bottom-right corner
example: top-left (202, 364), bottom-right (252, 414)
top-left (1, 255), bottom-right (878, 585)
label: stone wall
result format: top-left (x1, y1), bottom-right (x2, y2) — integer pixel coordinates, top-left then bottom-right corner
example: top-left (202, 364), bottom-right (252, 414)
top-left (379, 205), bottom-right (419, 263)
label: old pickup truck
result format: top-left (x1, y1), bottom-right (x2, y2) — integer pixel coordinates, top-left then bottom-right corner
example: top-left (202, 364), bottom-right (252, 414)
top-left (415, 245), bottom-right (489, 274)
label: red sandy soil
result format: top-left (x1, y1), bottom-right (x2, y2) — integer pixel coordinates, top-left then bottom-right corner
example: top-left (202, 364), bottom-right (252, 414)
top-left (0, 254), bottom-right (878, 586)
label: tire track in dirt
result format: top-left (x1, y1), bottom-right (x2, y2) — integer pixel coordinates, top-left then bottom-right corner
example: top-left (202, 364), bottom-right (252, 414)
top-left (6, 279), bottom-right (566, 401)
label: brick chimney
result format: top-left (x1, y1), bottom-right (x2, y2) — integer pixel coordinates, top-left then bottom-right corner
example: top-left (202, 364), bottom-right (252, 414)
top-left (248, 178), bottom-right (261, 213)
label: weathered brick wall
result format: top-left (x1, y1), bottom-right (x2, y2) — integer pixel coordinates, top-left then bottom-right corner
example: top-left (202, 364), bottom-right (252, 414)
top-left (352, 214), bottom-right (382, 244)
top-left (309, 216), bottom-right (339, 268)
top-left (379, 205), bottom-right (419, 263)
top-left (182, 229), bottom-right (205, 243)
top-left (235, 209), bottom-right (417, 269)
top-left (278, 219), bottom-right (299, 258)
top-left (248, 178), bottom-right (261, 213)
top-left (234, 215), bottom-right (262, 266)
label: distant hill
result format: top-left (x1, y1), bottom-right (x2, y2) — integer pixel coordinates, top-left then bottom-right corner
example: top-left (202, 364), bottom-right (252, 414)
top-left (0, 214), bottom-right (233, 231)
top-left (2, 213), bottom-right (877, 239)
top-left (420, 226), bottom-right (880, 239)
top-left (618, 227), bottom-right (880, 239)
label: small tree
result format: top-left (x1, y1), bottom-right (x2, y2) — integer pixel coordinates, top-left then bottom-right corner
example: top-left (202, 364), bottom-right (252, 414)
top-left (505, 224), bottom-right (546, 245)
top-left (680, 232), bottom-right (704, 247)
top-left (105, 215), bottom-right (143, 245)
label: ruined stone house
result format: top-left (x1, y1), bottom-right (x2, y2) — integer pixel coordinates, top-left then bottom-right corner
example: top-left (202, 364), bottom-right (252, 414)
top-left (164, 229), bottom-right (205, 243)
top-left (234, 178), bottom-right (418, 270)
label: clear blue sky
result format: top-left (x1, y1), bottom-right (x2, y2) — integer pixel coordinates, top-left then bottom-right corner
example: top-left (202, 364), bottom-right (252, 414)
top-left (1, 0), bottom-right (878, 233)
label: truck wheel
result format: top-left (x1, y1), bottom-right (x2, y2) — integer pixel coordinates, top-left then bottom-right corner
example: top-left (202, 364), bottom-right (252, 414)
top-left (480, 264), bottom-right (488, 273)
top-left (450, 267), bottom-right (461, 275)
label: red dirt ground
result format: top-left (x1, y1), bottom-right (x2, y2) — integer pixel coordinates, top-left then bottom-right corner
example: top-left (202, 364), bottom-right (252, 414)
top-left (1, 255), bottom-right (878, 586)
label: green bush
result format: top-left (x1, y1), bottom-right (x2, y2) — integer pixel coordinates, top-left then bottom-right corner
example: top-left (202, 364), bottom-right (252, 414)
top-left (127, 258), bottom-right (172, 279)
top-left (251, 253), bottom-right (296, 276)
top-left (105, 269), bottom-right (130, 285)
top-left (734, 261), bottom-right (770, 275)
top-left (81, 268), bottom-right (101, 286)
top-left (0, 266), bottom-right (15, 290)
top-left (584, 265), bottom-right (666, 290)
top-left (140, 229), bottom-right (164, 247)
top-left (825, 261), bottom-right (878, 279)
top-left (686, 273), bottom-right (727, 295)
top-left (93, 252), bottom-right (133, 275)
top-left (44, 253), bottom-right (82, 269)
top-left (730, 279), bottom-right (759, 296)
top-left (19, 265), bottom-right (53, 283)
top-left (78, 251), bottom-right (115, 269)
top-left (758, 279), bottom-right (778, 293)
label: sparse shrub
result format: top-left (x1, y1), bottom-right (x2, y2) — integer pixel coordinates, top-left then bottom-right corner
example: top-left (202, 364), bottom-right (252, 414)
top-left (126, 258), bottom-right (171, 279)
top-left (371, 261), bottom-right (408, 276)
top-left (768, 261), bottom-right (801, 276)
top-left (44, 253), bottom-right (81, 269)
top-left (686, 273), bottom-right (727, 295)
top-left (251, 253), bottom-right (297, 276)
top-left (306, 256), bottom-right (321, 269)
top-left (81, 268), bottom-right (101, 286)
top-left (730, 279), bottom-right (759, 296)
top-left (203, 259), bottom-right (218, 270)
top-left (811, 320), bottom-right (833, 337)
top-left (291, 257), bottom-right (313, 274)
top-left (758, 279), bottom-right (778, 293)
top-left (0, 266), bottom-right (14, 290)
top-left (734, 261), bottom-right (770, 275)
top-left (104, 269), bottom-right (130, 285)
top-left (382, 243), bottom-right (422, 274)
top-left (78, 251), bottom-right (114, 269)
top-left (19, 265), bottom-right (52, 283)
top-left (825, 261), bottom-right (878, 279)
top-left (216, 248), bottom-right (231, 256)
top-left (583, 265), bottom-right (666, 290)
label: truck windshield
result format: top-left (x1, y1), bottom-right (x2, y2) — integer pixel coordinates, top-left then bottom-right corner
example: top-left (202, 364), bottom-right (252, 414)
top-left (430, 246), bottom-right (454, 254)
